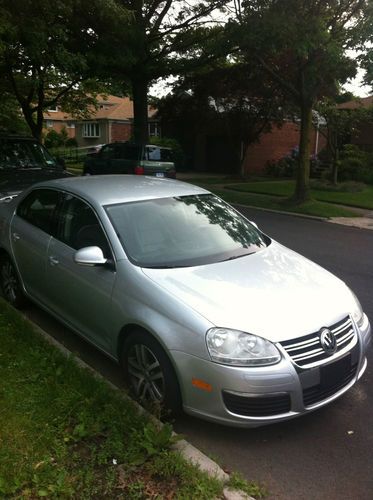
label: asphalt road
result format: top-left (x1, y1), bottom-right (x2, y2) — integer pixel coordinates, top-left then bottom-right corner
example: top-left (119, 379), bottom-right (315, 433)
top-left (22, 208), bottom-right (373, 500)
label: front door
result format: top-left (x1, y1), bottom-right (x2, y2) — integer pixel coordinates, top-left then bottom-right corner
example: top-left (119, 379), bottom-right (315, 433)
top-left (45, 193), bottom-right (116, 351)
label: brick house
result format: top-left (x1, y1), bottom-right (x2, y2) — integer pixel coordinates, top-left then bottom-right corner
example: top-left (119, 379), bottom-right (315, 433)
top-left (242, 120), bottom-right (325, 174)
top-left (43, 95), bottom-right (160, 147)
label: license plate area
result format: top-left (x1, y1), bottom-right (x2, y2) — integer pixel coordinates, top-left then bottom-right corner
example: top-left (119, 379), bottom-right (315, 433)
top-left (320, 354), bottom-right (352, 389)
top-left (155, 172), bottom-right (165, 178)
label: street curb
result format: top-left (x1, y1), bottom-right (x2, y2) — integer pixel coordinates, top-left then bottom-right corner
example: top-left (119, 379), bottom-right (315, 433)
top-left (233, 203), bottom-right (373, 231)
top-left (22, 313), bottom-right (255, 500)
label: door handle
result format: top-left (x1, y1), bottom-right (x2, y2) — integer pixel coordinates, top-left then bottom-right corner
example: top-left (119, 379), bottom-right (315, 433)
top-left (49, 256), bottom-right (59, 266)
top-left (12, 232), bottom-right (20, 242)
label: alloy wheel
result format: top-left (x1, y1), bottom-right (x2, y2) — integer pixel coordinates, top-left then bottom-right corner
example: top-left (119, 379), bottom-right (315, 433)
top-left (127, 344), bottom-right (165, 403)
top-left (1, 260), bottom-right (19, 303)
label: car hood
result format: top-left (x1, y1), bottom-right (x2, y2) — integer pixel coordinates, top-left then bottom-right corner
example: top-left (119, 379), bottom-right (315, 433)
top-left (0, 168), bottom-right (72, 199)
top-left (142, 241), bottom-right (354, 343)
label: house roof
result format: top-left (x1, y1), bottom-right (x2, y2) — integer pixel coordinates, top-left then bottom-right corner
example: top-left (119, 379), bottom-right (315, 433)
top-left (338, 95), bottom-right (373, 110)
top-left (43, 95), bottom-right (157, 122)
top-left (44, 110), bottom-right (73, 120)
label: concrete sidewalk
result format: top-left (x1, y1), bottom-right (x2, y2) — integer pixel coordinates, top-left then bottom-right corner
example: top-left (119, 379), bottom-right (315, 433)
top-left (329, 213), bottom-right (373, 230)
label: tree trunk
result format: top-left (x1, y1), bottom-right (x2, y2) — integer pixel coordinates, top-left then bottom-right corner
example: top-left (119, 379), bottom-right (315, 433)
top-left (21, 104), bottom-right (43, 142)
top-left (292, 101), bottom-right (313, 203)
top-left (132, 76), bottom-right (149, 145)
top-left (332, 147), bottom-right (339, 185)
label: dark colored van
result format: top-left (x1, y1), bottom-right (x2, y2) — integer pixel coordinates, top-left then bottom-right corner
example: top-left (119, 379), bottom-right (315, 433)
top-left (83, 142), bottom-right (176, 178)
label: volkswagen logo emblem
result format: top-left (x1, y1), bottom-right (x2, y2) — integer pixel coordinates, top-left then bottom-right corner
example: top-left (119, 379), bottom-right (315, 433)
top-left (319, 328), bottom-right (337, 354)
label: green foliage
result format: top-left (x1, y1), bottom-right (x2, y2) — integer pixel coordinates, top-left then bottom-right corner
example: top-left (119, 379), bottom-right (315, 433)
top-left (0, 299), bottom-right (226, 498)
top-left (45, 127), bottom-right (77, 150)
top-left (44, 130), bottom-right (64, 149)
top-left (338, 144), bottom-right (373, 184)
top-left (65, 137), bottom-right (78, 148)
top-left (266, 157), bottom-right (297, 178)
top-left (231, 0), bottom-right (369, 201)
top-left (221, 179), bottom-right (373, 210)
top-left (310, 180), bottom-right (365, 193)
top-left (228, 471), bottom-right (267, 498)
top-left (0, 0), bottom-right (130, 139)
top-left (0, 92), bottom-right (28, 134)
top-left (150, 136), bottom-right (186, 169)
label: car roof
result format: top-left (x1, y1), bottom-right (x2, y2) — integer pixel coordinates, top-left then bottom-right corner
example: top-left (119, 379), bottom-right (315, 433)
top-left (32, 175), bottom-right (209, 206)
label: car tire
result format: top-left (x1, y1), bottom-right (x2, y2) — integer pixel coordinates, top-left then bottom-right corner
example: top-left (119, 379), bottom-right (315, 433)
top-left (121, 330), bottom-right (182, 414)
top-left (0, 256), bottom-right (26, 308)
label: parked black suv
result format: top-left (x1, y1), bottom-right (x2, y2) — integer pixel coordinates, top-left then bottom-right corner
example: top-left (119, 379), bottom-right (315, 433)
top-left (0, 135), bottom-right (72, 201)
top-left (83, 142), bottom-right (176, 178)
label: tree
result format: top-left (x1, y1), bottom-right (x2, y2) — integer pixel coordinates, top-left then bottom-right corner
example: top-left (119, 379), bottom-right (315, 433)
top-left (0, 0), bottom-right (129, 140)
top-left (317, 98), bottom-right (373, 184)
top-left (0, 91), bottom-right (28, 134)
top-left (231, 0), bottom-right (368, 203)
top-left (108, 1), bottom-right (231, 144)
top-left (156, 61), bottom-right (288, 173)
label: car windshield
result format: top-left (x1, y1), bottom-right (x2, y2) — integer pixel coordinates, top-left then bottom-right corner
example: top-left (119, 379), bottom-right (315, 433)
top-left (0, 139), bottom-right (57, 170)
top-left (105, 194), bottom-right (269, 268)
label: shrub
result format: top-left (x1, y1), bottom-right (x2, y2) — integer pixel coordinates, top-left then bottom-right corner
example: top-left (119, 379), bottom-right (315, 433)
top-left (338, 144), bottom-right (373, 184)
top-left (149, 136), bottom-right (186, 170)
top-left (44, 129), bottom-right (64, 148)
top-left (266, 156), bottom-right (296, 177)
top-left (65, 137), bottom-right (78, 147)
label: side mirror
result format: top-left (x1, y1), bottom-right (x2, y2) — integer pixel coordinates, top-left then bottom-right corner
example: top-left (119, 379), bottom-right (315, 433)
top-left (74, 246), bottom-right (107, 266)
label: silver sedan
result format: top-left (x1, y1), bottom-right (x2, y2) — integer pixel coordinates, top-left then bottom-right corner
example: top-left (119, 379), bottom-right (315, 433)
top-left (0, 176), bottom-right (370, 427)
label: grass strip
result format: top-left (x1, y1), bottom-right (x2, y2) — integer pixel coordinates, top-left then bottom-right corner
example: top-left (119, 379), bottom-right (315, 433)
top-left (225, 181), bottom-right (373, 211)
top-left (0, 300), bottom-right (229, 499)
top-left (206, 189), bottom-right (357, 218)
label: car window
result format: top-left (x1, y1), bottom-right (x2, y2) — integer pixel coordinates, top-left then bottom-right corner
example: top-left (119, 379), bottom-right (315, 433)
top-left (57, 195), bottom-right (111, 258)
top-left (17, 189), bottom-right (60, 234)
top-left (145, 146), bottom-right (172, 162)
top-left (100, 144), bottom-right (116, 160)
top-left (105, 194), bottom-right (268, 268)
top-left (0, 138), bottom-right (57, 169)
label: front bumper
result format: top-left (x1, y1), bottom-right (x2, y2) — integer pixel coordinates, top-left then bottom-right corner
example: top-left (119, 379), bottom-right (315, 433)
top-left (171, 315), bottom-right (371, 427)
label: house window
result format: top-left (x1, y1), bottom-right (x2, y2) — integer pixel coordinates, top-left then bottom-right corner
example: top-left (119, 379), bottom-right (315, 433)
top-left (47, 105), bottom-right (58, 112)
top-left (148, 121), bottom-right (160, 137)
top-left (46, 120), bottom-right (53, 128)
top-left (83, 122), bottom-right (100, 138)
top-left (66, 122), bottom-right (75, 129)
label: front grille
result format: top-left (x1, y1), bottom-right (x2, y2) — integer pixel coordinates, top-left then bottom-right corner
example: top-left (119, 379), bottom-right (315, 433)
top-left (280, 316), bottom-right (355, 367)
top-left (222, 391), bottom-right (291, 417)
top-left (303, 361), bottom-right (358, 407)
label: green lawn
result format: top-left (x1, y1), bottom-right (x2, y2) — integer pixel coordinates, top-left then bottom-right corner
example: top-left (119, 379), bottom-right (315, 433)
top-left (0, 300), bottom-right (263, 499)
top-left (225, 180), bottom-right (373, 210)
top-left (210, 189), bottom-right (357, 218)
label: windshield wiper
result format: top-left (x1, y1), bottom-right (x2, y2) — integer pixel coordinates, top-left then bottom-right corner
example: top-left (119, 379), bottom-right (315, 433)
top-left (220, 252), bottom-right (254, 262)
top-left (144, 264), bottom-right (189, 269)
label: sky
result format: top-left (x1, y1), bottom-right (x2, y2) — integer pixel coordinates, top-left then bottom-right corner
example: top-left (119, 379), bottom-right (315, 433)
top-left (344, 74), bottom-right (370, 97)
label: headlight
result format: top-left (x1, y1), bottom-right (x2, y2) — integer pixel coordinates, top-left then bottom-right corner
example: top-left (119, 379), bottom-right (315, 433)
top-left (350, 290), bottom-right (364, 328)
top-left (206, 328), bottom-right (281, 367)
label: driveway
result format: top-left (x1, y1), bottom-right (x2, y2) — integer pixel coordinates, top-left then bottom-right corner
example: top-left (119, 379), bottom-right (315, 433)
top-left (22, 207), bottom-right (373, 500)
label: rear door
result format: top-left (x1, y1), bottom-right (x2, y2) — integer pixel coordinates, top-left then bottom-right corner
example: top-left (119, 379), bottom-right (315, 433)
top-left (10, 188), bottom-right (61, 302)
